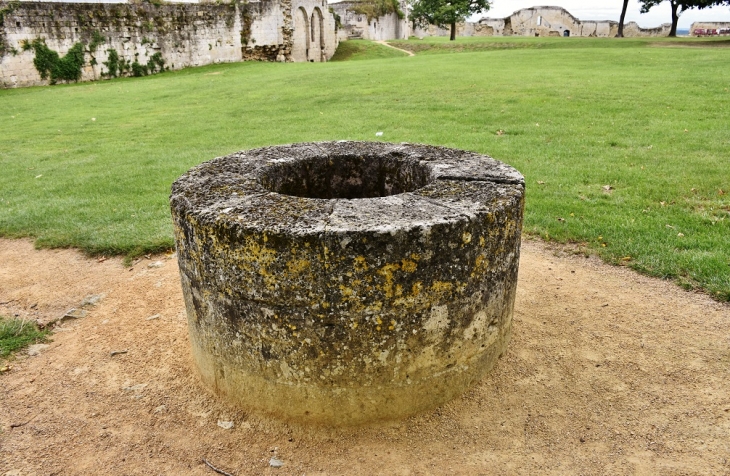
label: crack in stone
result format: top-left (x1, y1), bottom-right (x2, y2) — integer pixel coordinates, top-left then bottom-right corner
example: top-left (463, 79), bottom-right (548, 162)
top-left (435, 175), bottom-right (525, 186)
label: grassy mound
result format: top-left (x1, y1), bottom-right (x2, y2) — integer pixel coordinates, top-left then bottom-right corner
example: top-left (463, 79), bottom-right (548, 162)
top-left (331, 39), bottom-right (410, 61)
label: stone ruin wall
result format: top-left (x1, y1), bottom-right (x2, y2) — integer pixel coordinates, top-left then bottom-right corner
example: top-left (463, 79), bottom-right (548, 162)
top-left (621, 21), bottom-right (671, 37)
top-left (331, 1), bottom-right (409, 41)
top-left (290, 0), bottom-right (338, 62)
top-left (413, 6), bottom-right (671, 39)
top-left (0, 2), bottom-right (244, 89)
top-left (412, 22), bottom-right (494, 38)
top-left (0, 0), bottom-right (338, 88)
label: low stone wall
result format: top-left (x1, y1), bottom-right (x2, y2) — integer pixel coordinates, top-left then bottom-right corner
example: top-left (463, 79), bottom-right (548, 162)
top-left (0, 0), bottom-right (338, 88)
top-left (412, 22), bottom-right (493, 38)
top-left (623, 21), bottom-right (671, 37)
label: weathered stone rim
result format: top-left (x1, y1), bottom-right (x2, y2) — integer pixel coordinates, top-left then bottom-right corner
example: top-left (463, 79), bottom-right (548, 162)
top-left (258, 151), bottom-right (436, 199)
top-left (170, 141), bottom-right (525, 236)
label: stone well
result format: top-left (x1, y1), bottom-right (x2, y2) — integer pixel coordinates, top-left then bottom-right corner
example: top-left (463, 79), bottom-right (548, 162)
top-left (170, 141), bottom-right (524, 425)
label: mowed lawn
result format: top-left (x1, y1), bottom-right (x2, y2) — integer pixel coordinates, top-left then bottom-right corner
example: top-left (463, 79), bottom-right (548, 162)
top-left (0, 37), bottom-right (728, 299)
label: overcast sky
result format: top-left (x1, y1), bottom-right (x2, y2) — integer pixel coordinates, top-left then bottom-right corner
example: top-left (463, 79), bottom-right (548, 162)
top-left (479, 1), bottom-right (730, 28)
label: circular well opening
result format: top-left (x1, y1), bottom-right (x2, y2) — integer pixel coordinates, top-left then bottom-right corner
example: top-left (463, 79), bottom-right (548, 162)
top-left (259, 154), bottom-right (434, 200)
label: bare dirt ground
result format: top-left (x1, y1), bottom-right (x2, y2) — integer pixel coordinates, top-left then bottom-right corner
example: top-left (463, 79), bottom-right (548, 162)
top-left (375, 41), bottom-right (416, 57)
top-left (1, 237), bottom-right (728, 475)
top-left (652, 39), bottom-right (730, 48)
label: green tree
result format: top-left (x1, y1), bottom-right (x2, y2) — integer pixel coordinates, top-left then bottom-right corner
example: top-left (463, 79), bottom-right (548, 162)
top-left (352, 0), bottom-right (405, 22)
top-left (410, 0), bottom-right (491, 41)
top-left (639, 0), bottom-right (730, 37)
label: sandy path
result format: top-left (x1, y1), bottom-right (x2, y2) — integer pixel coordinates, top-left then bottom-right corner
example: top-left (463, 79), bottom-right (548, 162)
top-left (375, 40), bottom-right (416, 57)
top-left (0, 238), bottom-right (728, 475)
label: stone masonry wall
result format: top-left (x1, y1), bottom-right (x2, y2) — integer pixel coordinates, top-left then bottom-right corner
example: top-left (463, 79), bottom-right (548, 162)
top-left (477, 7), bottom-right (670, 38)
top-left (1, 2), bottom-right (242, 88)
top-left (622, 21), bottom-right (671, 37)
top-left (412, 22), bottom-right (493, 38)
top-left (332, 1), bottom-right (409, 41)
top-left (0, 0), bottom-right (338, 88)
top-left (291, 0), bottom-right (338, 62)
top-left (413, 6), bottom-right (671, 39)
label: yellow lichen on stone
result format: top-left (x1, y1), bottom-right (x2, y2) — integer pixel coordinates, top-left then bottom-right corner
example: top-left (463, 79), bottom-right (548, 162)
top-left (378, 263), bottom-right (401, 299)
top-left (353, 256), bottom-right (368, 272)
top-left (401, 259), bottom-right (417, 273)
top-left (365, 301), bottom-right (383, 314)
top-left (471, 254), bottom-right (490, 278)
top-left (286, 258), bottom-right (311, 274)
top-left (431, 281), bottom-right (453, 294)
top-left (462, 232), bottom-right (472, 244)
top-left (238, 236), bottom-right (278, 285)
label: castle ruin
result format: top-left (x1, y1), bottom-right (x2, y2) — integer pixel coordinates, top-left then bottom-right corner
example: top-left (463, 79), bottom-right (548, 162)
top-left (330, 0), bottom-right (409, 41)
top-left (409, 6), bottom-right (672, 39)
top-left (0, 0), bottom-right (339, 88)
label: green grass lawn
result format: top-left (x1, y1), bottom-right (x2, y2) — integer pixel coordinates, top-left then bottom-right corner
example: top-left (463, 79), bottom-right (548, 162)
top-left (1, 37), bottom-right (728, 299)
top-left (331, 39), bottom-right (409, 61)
top-left (389, 35), bottom-right (730, 54)
top-left (0, 316), bottom-right (49, 361)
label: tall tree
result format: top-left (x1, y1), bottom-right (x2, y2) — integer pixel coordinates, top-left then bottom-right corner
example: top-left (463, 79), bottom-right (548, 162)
top-left (410, 0), bottom-right (491, 40)
top-left (617, 0), bottom-right (630, 37)
top-left (639, 0), bottom-right (730, 37)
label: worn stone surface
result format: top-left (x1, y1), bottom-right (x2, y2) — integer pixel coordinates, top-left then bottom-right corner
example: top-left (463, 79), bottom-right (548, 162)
top-left (170, 141), bottom-right (524, 425)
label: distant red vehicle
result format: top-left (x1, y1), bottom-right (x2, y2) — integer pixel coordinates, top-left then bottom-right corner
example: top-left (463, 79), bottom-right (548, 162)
top-left (695, 28), bottom-right (720, 36)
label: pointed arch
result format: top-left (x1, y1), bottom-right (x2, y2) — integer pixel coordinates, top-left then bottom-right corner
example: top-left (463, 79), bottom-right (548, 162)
top-left (292, 7), bottom-right (310, 62)
top-left (310, 7), bottom-right (325, 62)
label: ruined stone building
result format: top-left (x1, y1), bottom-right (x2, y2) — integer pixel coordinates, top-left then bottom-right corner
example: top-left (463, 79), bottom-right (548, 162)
top-left (479, 6), bottom-right (670, 37)
top-left (412, 5), bottom-right (671, 38)
top-left (330, 0), bottom-right (409, 41)
top-left (0, 0), bottom-right (339, 88)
